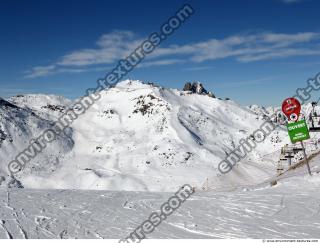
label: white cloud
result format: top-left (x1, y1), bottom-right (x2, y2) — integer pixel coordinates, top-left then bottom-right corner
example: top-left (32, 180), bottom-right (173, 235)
top-left (139, 59), bottom-right (184, 68)
top-left (278, 0), bottom-right (303, 4)
top-left (180, 32), bottom-right (320, 63)
top-left (25, 30), bottom-right (320, 78)
top-left (238, 48), bottom-right (320, 62)
top-left (215, 75), bottom-right (285, 88)
top-left (58, 31), bottom-right (143, 66)
top-left (24, 65), bottom-right (108, 79)
top-left (183, 66), bottom-right (215, 71)
top-left (24, 65), bottom-right (56, 79)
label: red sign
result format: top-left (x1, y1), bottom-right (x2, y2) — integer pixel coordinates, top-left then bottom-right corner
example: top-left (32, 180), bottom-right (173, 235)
top-left (282, 97), bottom-right (301, 122)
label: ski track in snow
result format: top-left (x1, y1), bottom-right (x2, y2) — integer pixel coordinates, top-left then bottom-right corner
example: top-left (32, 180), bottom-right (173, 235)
top-left (1, 179), bottom-right (320, 239)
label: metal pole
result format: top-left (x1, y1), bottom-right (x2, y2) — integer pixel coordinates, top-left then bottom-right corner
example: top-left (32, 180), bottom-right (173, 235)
top-left (288, 153), bottom-right (292, 166)
top-left (300, 141), bottom-right (312, 176)
top-left (206, 178), bottom-right (209, 191)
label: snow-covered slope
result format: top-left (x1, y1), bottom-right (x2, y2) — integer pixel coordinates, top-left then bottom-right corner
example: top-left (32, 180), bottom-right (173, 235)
top-left (2, 172), bottom-right (320, 238)
top-left (0, 80), bottom-right (300, 191)
top-left (0, 98), bottom-right (74, 187)
top-left (2, 142), bottom-right (320, 239)
top-left (9, 94), bottom-right (71, 120)
top-left (247, 102), bottom-right (320, 126)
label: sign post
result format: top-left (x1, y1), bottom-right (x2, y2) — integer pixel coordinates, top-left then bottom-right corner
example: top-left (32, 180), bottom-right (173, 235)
top-left (282, 97), bottom-right (301, 122)
top-left (300, 141), bottom-right (312, 176)
top-left (286, 120), bottom-right (310, 143)
top-left (282, 98), bottom-right (312, 176)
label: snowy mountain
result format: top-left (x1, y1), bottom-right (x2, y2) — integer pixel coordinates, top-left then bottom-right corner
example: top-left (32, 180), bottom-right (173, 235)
top-left (247, 102), bottom-right (320, 126)
top-left (9, 94), bottom-right (72, 120)
top-left (0, 80), bottom-right (315, 192)
top-left (0, 97), bottom-right (73, 188)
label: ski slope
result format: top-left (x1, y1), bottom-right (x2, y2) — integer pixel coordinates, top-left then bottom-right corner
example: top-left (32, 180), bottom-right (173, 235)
top-left (1, 169), bottom-right (320, 239)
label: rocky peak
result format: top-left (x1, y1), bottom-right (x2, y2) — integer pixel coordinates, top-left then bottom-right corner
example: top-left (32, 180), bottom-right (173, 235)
top-left (183, 82), bottom-right (215, 98)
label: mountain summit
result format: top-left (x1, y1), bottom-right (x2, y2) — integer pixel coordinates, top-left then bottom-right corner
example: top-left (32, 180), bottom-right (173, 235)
top-left (183, 81), bottom-right (215, 98)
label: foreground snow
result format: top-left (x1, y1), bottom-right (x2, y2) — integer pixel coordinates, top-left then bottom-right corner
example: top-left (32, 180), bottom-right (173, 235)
top-left (1, 172), bottom-right (320, 239)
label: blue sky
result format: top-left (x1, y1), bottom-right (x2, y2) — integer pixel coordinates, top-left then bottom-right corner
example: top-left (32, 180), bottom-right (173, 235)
top-left (1, 0), bottom-right (320, 106)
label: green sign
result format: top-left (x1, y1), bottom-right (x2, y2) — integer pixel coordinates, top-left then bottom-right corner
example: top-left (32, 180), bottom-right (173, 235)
top-left (287, 120), bottom-right (310, 143)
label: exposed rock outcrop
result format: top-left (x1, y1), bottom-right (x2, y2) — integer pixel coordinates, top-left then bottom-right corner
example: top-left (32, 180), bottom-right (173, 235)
top-left (183, 82), bottom-right (215, 98)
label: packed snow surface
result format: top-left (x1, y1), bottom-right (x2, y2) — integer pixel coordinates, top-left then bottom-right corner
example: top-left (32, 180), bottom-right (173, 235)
top-left (1, 173), bottom-right (320, 239)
